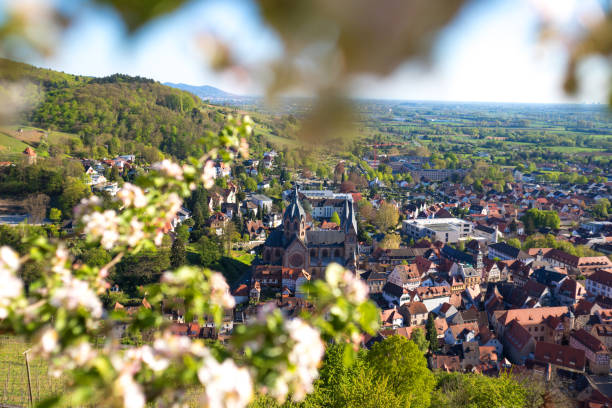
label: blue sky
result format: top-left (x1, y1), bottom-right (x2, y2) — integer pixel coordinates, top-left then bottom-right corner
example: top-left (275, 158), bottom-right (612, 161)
top-left (11, 0), bottom-right (611, 103)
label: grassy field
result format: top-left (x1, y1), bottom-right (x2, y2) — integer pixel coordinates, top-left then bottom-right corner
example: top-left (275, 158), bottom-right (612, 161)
top-left (0, 336), bottom-right (65, 407)
top-left (0, 131), bottom-right (28, 153)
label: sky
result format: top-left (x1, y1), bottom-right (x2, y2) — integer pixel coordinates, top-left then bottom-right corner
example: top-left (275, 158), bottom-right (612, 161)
top-left (8, 0), bottom-right (611, 103)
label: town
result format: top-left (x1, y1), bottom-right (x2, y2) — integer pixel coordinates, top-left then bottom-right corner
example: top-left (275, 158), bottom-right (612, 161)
top-left (3, 115), bottom-right (612, 406)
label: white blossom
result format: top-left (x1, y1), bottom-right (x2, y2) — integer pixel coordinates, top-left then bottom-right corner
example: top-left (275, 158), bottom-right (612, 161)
top-left (153, 159), bottom-right (184, 180)
top-left (117, 183), bottom-right (147, 208)
top-left (0, 246), bottom-right (22, 319)
top-left (202, 160), bottom-right (216, 189)
top-left (239, 138), bottom-right (249, 158)
top-left (50, 275), bottom-right (103, 318)
top-left (82, 210), bottom-right (120, 250)
top-left (165, 193), bottom-right (183, 222)
top-left (51, 246), bottom-right (70, 276)
top-left (37, 327), bottom-right (58, 355)
top-left (127, 218), bottom-right (145, 247)
top-left (115, 372), bottom-right (145, 408)
top-left (341, 270), bottom-right (369, 304)
top-left (209, 272), bottom-right (235, 309)
top-left (74, 195), bottom-right (102, 219)
top-left (66, 341), bottom-right (97, 366)
top-left (198, 357), bottom-right (252, 408)
top-left (281, 318), bottom-right (324, 401)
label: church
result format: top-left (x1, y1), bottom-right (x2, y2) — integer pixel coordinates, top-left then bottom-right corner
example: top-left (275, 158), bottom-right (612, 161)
top-left (261, 187), bottom-right (358, 279)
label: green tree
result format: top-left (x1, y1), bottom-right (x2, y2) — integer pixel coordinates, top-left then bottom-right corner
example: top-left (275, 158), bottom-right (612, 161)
top-left (199, 235), bottom-right (222, 267)
top-left (410, 327), bottom-right (429, 353)
top-left (170, 237), bottom-right (186, 268)
top-left (49, 207), bottom-right (62, 223)
top-left (59, 176), bottom-right (90, 217)
top-left (431, 372), bottom-right (528, 408)
top-left (506, 238), bottom-right (521, 249)
top-left (365, 335), bottom-right (434, 408)
top-left (373, 202), bottom-right (399, 231)
top-left (330, 211), bottom-right (341, 225)
top-left (426, 313), bottom-right (439, 352)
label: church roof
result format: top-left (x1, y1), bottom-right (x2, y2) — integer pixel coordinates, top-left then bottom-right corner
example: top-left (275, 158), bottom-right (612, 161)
top-left (284, 186), bottom-right (305, 222)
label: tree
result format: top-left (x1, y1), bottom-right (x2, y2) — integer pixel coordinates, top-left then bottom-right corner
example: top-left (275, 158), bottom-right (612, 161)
top-left (245, 177), bottom-right (258, 191)
top-left (431, 372), bottom-right (529, 408)
top-left (357, 200), bottom-right (375, 223)
top-left (330, 211), bottom-right (341, 225)
top-left (59, 176), bottom-right (90, 217)
top-left (199, 235), bottom-right (222, 267)
top-left (24, 193), bottom-right (50, 224)
top-left (506, 238), bottom-right (521, 249)
top-left (49, 207), bottom-right (62, 223)
top-left (365, 335), bottom-right (435, 408)
top-left (426, 313), bottom-right (439, 352)
top-left (373, 202), bottom-right (399, 231)
top-left (410, 327), bottom-right (429, 353)
top-left (378, 233), bottom-right (401, 249)
top-left (170, 236), bottom-right (186, 268)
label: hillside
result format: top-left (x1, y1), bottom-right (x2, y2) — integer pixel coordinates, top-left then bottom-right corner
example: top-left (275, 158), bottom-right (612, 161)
top-left (0, 59), bottom-right (228, 160)
top-left (164, 83), bottom-right (244, 100)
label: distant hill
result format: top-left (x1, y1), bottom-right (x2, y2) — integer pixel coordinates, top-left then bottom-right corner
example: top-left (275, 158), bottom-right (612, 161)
top-left (0, 59), bottom-right (229, 160)
top-left (164, 83), bottom-right (245, 100)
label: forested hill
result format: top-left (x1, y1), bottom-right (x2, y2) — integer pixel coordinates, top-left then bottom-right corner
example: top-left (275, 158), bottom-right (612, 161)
top-left (0, 58), bottom-right (228, 160)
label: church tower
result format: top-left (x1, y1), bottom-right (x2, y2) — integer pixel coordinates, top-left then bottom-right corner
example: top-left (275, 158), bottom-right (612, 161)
top-left (283, 186), bottom-right (306, 243)
top-left (341, 199), bottom-right (358, 262)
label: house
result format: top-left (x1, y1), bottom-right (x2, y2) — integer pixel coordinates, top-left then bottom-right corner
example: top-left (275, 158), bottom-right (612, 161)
top-left (208, 212), bottom-right (229, 235)
top-left (251, 194), bottom-right (273, 212)
top-left (590, 324), bottom-right (612, 350)
top-left (488, 242), bottom-right (531, 262)
top-left (473, 224), bottom-right (500, 243)
top-left (586, 269), bottom-right (612, 298)
top-left (360, 270), bottom-right (387, 294)
top-left (491, 306), bottom-right (570, 340)
top-left (387, 264), bottom-right (421, 290)
top-left (232, 284), bottom-right (249, 305)
top-left (429, 354), bottom-right (461, 372)
top-left (444, 322), bottom-right (478, 345)
top-left (23, 146), bottom-right (37, 165)
top-left (380, 308), bottom-right (404, 329)
top-left (533, 341), bottom-right (585, 373)
top-left (415, 286), bottom-right (452, 312)
top-left (399, 301), bottom-right (428, 326)
top-left (569, 329), bottom-right (610, 375)
top-left (503, 320), bottom-right (535, 364)
top-left (557, 277), bottom-right (587, 306)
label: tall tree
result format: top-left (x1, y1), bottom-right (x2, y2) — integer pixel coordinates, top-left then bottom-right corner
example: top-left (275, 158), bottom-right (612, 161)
top-left (170, 236), bottom-right (186, 268)
top-left (426, 313), bottom-right (439, 352)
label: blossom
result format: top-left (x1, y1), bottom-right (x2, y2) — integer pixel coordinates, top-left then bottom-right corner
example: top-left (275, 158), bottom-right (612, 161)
top-left (238, 138), bottom-right (249, 158)
top-left (82, 210), bottom-right (120, 250)
top-left (37, 327), bottom-right (58, 355)
top-left (66, 341), bottom-right (97, 367)
top-left (165, 193), bottom-right (183, 222)
top-left (202, 160), bottom-right (216, 189)
top-left (0, 246), bottom-right (22, 319)
top-left (127, 218), bottom-right (145, 247)
top-left (198, 357), bottom-right (252, 408)
top-left (50, 275), bottom-right (103, 318)
top-left (115, 372), bottom-right (145, 408)
top-left (209, 272), bottom-right (235, 309)
top-left (341, 270), bottom-right (369, 304)
top-left (153, 159), bottom-right (184, 180)
top-left (325, 263), bottom-right (369, 304)
top-left (282, 318), bottom-right (324, 401)
top-left (117, 183), bottom-right (147, 208)
top-left (51, 246), bottom-right (70, 276)
top-left (73, 195), bottom-right (102, 219)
